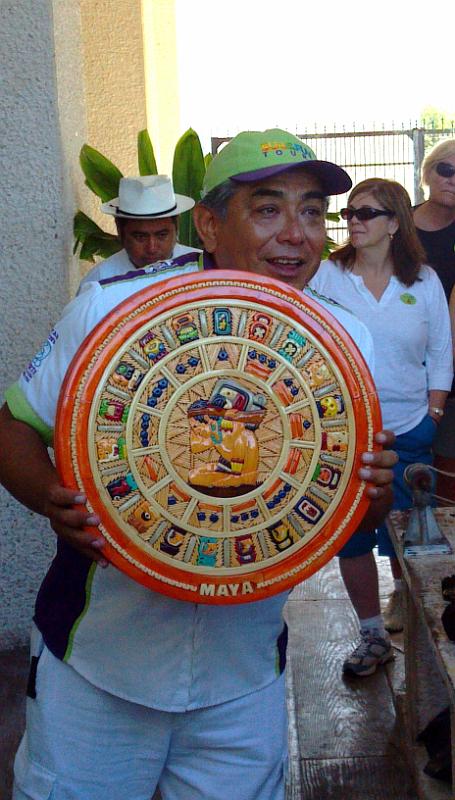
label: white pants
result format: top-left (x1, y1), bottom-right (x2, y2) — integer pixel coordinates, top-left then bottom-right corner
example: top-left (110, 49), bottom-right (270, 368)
top-left (13, 644), bottom-right (287, 800)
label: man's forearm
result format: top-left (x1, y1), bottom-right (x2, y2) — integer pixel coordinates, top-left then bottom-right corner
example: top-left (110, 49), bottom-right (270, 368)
top-left (0, 403), bottom-right (108, 562)
top-left (0, 404), bottom-right (57, 515)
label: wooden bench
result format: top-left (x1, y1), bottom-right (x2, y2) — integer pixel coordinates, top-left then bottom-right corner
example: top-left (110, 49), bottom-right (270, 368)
top-left (387, 507), bottom-right (455, 800)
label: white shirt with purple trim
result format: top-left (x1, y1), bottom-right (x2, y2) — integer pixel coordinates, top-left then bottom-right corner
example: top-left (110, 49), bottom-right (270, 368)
top-left (78, 243), bottom-right (201, 290)
top-left (6, 257), bottom-right (374, 711)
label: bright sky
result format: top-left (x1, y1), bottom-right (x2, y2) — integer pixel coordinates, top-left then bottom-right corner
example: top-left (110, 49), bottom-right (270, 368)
top-left (176, 0), bottom-right (453, 155)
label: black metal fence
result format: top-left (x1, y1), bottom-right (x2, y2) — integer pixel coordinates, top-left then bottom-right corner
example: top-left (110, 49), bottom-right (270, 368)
top-left (211, 125), bottom-right (455, 243)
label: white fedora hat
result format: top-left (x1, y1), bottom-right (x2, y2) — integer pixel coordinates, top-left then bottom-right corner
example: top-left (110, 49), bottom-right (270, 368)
top-left (101, 175), bottom-right (195, 218)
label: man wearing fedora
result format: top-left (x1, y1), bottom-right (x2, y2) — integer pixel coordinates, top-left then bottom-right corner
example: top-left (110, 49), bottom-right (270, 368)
top-left (79, 174), bottom-right (200, 288)
top-left (0, 129), bottom-right (397, 800)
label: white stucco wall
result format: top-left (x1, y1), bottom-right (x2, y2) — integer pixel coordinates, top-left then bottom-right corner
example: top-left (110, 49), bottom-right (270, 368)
top-left (0, 0), bottom-right (82, 648)
top-left (0, 0), bottom-right (149, 649)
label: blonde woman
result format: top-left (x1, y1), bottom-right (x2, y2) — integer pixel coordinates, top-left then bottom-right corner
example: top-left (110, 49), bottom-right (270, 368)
top-left (414, 139), bottom-right (455, 501)
top-left (414, 138), bottom-right (455, 299)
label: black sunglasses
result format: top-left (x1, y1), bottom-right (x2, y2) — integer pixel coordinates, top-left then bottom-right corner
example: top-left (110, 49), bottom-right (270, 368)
top-left (340, 206), bottom-right (394, 222)
top-left (435, 161), bottom-right (455, 179)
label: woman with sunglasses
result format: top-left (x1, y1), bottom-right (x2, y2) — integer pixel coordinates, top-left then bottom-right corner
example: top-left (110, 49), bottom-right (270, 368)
top-left (414, 139), bottom-right (455, 302)
top-left (414, 139), bottom-right (455, 504)
top-left (310, 177), bottom-right (453, 677)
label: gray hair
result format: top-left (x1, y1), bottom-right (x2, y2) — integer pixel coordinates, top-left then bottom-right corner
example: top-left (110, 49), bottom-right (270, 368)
top-left (199, 179), bottom-right (241, 219)
top-left (199, 173), bottom-right (330, 219)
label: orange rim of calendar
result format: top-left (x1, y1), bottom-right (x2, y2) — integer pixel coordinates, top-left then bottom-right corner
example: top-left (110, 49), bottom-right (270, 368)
top-left (55, 270), bottom-right (382, 604)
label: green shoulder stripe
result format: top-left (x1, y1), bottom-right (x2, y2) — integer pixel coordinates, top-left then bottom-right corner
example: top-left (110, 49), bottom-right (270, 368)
top-left (4, 383), bottom-right (53, 446)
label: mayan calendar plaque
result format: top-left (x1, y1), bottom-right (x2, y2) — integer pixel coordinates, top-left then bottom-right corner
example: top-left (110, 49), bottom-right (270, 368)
top-left (55, 271), bottom-right (381, 604)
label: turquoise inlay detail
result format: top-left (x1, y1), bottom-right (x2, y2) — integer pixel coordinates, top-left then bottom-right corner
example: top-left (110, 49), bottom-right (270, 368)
top-left (210, 419), bottom-right (223, 445)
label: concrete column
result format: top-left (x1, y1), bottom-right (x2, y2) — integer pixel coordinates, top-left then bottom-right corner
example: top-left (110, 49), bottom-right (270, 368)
top-left (79, 0), bottom-right (147, 232)
top-left (142, 0), bottom-right (180, 174)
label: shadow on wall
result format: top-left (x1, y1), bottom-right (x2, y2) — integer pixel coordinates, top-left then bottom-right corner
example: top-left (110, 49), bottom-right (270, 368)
top-left (0, 647), bottom-right (28, 799)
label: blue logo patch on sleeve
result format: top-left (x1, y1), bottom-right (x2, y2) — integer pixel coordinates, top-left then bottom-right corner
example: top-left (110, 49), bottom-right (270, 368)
top-left (22, 329), bottom-right (59, 382)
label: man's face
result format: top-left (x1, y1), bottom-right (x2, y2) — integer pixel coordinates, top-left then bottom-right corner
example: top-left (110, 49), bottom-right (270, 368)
top-left (206, 169), bottom-right (327, 290)
top-left (119, 218), bottom-right (178, 268)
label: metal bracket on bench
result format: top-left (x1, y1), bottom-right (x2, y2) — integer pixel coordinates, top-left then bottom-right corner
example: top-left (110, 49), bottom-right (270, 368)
top-left (403, 464), bottom-right (452, 556)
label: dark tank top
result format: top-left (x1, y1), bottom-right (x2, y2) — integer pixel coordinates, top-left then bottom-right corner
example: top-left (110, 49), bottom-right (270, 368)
top-left (415, 209), bottom-right (455, 394)
top-left (414, 210), bottom-right (455, 302)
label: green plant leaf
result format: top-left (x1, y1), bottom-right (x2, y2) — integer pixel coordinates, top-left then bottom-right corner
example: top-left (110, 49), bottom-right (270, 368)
top-left (78, 236), bottom-right (102, 263)
top-left (79, 145), bottom-right (123, 202)
top-left (326, 211), bottom-right (340, 222)
top-left (73, 210), bottom-right (121, 261)
top-left (204, 152), bottom-right (213, 169)
top-left (172, 128), bottom-right (206, 248)
top-left (137, 129), bottom-right (158, 175)
top-left (79, 233), bottom-right (122, 262)
top-left (73, 210), bottom-right (105, 239)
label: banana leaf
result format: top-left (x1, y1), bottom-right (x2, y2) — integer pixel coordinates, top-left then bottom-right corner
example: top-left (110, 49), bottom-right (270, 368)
top-left (172, 128), bottom-right (206, 248)
top-left (78, 233), bottom-right (122, 262)
top-left (326, 211), bottom-right (340, 222)
top-left (137, 129), bottom-right (158, 176)
top-left (73, 210), bottom-right (121, 262)
top-left (79, 145), bottom-right (123, 202)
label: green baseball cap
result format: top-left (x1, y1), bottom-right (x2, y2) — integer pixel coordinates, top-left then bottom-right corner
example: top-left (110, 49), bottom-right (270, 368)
top-left (202, 128), bottom-right (351, 196)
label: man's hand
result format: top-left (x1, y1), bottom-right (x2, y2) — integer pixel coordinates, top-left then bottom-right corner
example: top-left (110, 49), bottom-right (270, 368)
top-left (356, 429), bottom-right (397, 530)
top-left (359, 429), bottom-right (397, 498)
top-left (43, 484), bottom-right (107, 565)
